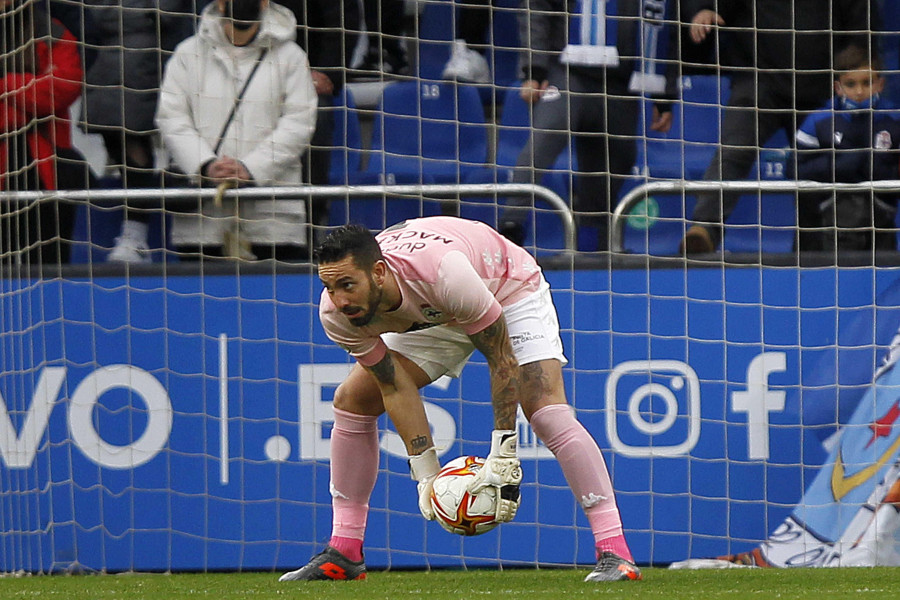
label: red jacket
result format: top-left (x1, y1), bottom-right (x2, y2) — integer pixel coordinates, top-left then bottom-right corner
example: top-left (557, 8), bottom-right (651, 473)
top-left (0, 17), bottom-right (83, 191)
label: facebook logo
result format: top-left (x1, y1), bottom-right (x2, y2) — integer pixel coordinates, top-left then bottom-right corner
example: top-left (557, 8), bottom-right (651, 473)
top-left (732, 352), bottom-right (787, 460)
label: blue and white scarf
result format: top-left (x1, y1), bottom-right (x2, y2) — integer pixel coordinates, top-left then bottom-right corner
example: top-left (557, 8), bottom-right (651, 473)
top-left (561, 0), bottom-right (620, 67)
top-left (561, 0), bottom-right (670, 94)
top-left (628, 0), bottom-right (668, 93)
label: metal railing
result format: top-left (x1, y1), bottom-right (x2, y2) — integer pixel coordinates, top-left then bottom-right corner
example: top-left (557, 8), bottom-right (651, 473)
top-left (0, 183), bottom-right (576, 251)
top-left (611, 180), bottom-right (900, 253)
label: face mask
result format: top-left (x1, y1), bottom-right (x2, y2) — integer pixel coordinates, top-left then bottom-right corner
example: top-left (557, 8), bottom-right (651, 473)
top-left (224, 0), bottom-right (262, 30)
top-left (840, 93), bottom-right (880, 112)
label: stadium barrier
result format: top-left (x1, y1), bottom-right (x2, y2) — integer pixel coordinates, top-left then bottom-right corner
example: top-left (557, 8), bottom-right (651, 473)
top-left (611, 180), bottom-right (900, 254)
top-left (0, 183), bottom-right (576, 254)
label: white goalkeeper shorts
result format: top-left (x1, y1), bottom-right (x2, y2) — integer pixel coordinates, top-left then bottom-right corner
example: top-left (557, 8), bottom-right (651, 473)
top-left (382, 278), bottom-right (568, 382)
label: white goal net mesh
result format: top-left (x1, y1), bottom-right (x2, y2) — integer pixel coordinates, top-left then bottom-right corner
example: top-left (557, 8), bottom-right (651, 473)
top-left (1, 0), bottom-right (899, 574)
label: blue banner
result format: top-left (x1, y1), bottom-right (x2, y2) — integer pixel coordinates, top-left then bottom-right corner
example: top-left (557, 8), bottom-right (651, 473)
top-left (1, 267), bottom-right (899, 571)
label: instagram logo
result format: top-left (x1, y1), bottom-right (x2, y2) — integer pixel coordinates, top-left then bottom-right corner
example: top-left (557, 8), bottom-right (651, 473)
top-left (605, 360), bottom-right (701, 457)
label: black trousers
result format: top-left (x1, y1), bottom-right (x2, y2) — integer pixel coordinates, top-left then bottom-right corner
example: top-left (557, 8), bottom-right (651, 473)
top-left (690, 74), bottom-right (825, 250)
top-left (456, 0), bottom-right (492, 46)
top-left (1, 145), bottom-right (89, 265)
top-left (507, 65), bottom-right (639, 239)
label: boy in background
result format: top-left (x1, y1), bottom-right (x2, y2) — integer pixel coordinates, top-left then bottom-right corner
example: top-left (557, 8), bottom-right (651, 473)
top-left (795, 45), bottom-right (900, 253)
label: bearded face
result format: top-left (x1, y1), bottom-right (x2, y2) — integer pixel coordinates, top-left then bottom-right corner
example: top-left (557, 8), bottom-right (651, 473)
top-left (318, 256), bottom-right (385, 328)
top-left (345, 272), bottom-right (382, 327)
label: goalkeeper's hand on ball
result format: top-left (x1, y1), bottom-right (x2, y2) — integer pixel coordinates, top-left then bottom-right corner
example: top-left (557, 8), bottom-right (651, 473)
top-left (416, 478), bottom-right (436, 520)
top-left (409, 447), bottom-right (441, 521)
top-left (469, 430), bottom-right (522, 523)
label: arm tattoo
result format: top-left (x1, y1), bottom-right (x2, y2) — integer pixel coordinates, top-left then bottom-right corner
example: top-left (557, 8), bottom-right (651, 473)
top-left (470, 317), bottom-right (520, 430)
top-left (366, 353), bottom-right (397, 390)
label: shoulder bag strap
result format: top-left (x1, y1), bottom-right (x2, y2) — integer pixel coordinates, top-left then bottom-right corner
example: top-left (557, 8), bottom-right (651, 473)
top-left (213, 47), bottom-right (269, 156)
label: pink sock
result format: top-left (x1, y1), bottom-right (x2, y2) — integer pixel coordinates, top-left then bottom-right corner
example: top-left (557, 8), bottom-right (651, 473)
top-left (330, 407), bottom-right (379, 558)
top-left (329, 535), bottom-right (364, 563)
top-left (529, 404), bottom-right (633, 561)
top-left (596, 534), bottom-right (633, 562)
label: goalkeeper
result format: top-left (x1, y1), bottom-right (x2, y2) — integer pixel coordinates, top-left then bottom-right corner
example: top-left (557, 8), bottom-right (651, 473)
top-left (280, 216), bottom-right (641, 583)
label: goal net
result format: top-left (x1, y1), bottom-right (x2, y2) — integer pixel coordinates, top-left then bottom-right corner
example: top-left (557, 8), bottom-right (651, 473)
top-left (1, 0), bottom-right (899, 574)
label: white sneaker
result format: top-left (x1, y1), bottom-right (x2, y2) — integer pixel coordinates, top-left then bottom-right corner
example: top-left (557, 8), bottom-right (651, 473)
top-left (442, 39), bottom-right (491, 84)
top-left (108, 235), bottom-right (152, 264)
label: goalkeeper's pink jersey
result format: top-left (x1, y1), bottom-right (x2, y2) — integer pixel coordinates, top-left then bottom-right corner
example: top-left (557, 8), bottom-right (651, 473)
top-left (319, 217), bottom-right (544, 367)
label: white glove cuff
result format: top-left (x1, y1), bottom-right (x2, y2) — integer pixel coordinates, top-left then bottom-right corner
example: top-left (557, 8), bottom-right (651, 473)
top-left (408, 447), bottom-right (441, 482)
top-left (489, 430), bottom-right (518, 458)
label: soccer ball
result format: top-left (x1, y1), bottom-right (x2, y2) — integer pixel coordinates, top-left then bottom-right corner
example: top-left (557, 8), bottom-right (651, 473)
top-left (429, 455), bottom-right (511, 536)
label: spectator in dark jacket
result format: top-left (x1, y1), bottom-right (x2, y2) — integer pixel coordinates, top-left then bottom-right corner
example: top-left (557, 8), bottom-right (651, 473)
top-left (796, 46), bottom-right (900, 253)
top-left (40, 0), bottom-right (98, 68)
top-left (1, 0), bottom-right (87, 265)
top-left (81, 0), bottom-right (194, 263)
top-left (355, 0), bottom-right (408, 76)
top-left (280, 0), bottom-right (360, 242)
top-left (501, 0), bottom-right (677, 252)
top-left (679, 0), bottom-right (879, 255)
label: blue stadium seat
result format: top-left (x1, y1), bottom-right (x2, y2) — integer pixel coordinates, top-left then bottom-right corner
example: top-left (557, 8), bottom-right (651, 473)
top-left (639, 75), bottom-right (728, 180)
top-left (363, 82), bottom-right (489, 184)
top-left (494, 84), bottom-right (532, 167)
top-left (328, 172), bottom-right (444, 231)
top-left (328, 88), bottom-right (364, 185)
top-left (724, 129), bottom-right (794, 254)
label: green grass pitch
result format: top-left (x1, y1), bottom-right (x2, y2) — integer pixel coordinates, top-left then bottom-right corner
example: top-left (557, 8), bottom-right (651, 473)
top-left (1, 567), bottom-right (900, 599)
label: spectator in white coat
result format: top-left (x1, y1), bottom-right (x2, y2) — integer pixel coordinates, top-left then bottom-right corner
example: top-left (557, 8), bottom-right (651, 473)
top-left (156, 0), bottom-right (317, 260)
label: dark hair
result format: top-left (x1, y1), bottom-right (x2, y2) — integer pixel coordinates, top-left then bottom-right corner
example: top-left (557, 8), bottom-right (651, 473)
top-left (834, 45), bottom-right (883, 77)
top-left (314, 224), bottom-right (383, 270)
